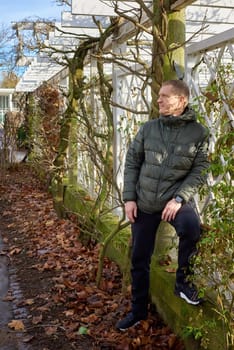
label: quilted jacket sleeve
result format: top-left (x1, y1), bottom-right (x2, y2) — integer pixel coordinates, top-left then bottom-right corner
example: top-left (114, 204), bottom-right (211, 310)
top-left (175, 132), bottom-right (210, 202)
top-left (122, 126), bottom-right (145, 202)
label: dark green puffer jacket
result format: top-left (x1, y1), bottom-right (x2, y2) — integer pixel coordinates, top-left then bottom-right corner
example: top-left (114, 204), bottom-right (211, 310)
top-left (123, 106), bottom-right (210, 213)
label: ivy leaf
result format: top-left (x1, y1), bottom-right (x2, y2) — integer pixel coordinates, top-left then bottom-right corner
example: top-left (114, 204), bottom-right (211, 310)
top-left (78, 326), bottom-right (88, 335)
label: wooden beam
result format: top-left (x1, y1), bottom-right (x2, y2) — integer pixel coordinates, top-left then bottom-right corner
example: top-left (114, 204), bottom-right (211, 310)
top-left (55, 23), bottom-right (100, 38)
top-left (72, 0), bottom-right (150, 16)
top-left (171, 0), bottom-right (196, 10)
top-left (61, 11), bottom-right (110, 29)
top-left (186, 27), bottom-right (234, 55)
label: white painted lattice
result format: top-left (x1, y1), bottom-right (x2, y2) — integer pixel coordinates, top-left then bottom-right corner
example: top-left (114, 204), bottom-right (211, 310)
top-left (112, 65), bottom-right (151, 203)
top-left (75, 55), bottom-right (151, 209)
top-left (74, 29), bottom-right (234, 218)
top-left (14, 0), bottom-right (234, 218)
top-left (186, 31), bottom-right (234, 216)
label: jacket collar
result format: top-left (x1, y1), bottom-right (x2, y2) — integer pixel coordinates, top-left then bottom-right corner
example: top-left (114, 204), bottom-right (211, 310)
top-left (159, 105), bottom-right (196, 126)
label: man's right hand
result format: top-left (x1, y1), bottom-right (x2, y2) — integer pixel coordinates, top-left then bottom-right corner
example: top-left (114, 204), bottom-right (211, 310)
top-left (125, 201), bottom-right (137, 223)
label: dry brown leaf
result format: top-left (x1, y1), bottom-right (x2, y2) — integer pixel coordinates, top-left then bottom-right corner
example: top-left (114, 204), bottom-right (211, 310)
top-left (37, 304), bottom-right (50, 312)
top-left (32, 314), bottom-right (43, 325)
top-left (8, 319), bottom-right (25, 331)
top-left (9, 247), bottom-right (22, 255)
top-left (45, 219), bottom-right (55, 226)
top-left (132, 336), bottom-right (142, 347)
top-left (2, 292), bottom-right (13, 302)
top-left (84, 195), bottom-right (92, 201)
top-left (63, 279), bottom-right (78, 289)
top-left (22, 335), bottom-right (34, 343)
top-left (168, 334), bottom-right (177, 348)
top-left (42, 262), bottom-right (53, 270)
top-left (64, 309), bottom-right (75, 317)
top-left (159, 255), bottom-right (172, 266)
top-left (141, 320), bottom-right (151, 332)
top-left (24, 298), bottom-right (35, 305)
top-left (44, 326), bottom-right (58, 335)
top-left (165, 267), bottom-right (177, 273)
top-left (2, 210), bottom-right (12, 216)
top-left (76, 290), bottom-right (88, 300)
top-left (80, 313), bottom-right (99, 323)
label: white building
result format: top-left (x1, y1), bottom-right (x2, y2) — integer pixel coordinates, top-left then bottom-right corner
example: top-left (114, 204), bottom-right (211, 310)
top-left (0, 88), bottom-right (16, 126)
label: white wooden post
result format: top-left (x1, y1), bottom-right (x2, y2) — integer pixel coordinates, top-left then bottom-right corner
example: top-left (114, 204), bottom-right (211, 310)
top-left (112, 40), bottom-right (127, 214)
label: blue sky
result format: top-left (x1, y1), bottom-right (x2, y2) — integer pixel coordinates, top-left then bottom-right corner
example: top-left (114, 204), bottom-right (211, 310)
top-left (0, 0), bottom-right (66, 26)
top-left (0, 0), bottom-right (68, 78)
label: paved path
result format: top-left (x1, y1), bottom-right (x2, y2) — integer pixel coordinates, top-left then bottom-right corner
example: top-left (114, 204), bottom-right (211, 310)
top-left (0, 233), bottom-right (28, 350)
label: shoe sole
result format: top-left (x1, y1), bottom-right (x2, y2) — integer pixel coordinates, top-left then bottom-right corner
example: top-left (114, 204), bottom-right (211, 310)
top-left (178, 291), bottom-right (201, 305)
top-left (117, 320), bottom-right (140, 332)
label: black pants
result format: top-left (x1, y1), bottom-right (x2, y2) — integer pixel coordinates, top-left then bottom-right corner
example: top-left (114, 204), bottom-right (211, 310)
top-left (130, 204), bottom-right (201, 317)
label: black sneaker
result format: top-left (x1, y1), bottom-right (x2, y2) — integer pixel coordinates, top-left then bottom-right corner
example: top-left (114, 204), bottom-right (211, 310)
top-left (116, 312), bottom-right (147, 331)
top-left (174, 283), bottom-right (203, 305)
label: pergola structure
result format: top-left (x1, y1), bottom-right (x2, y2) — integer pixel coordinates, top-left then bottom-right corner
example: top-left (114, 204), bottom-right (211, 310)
top-left (15, 1), bottom-right (234, 92)
top-left (15, 0), bottom-right (234, 215)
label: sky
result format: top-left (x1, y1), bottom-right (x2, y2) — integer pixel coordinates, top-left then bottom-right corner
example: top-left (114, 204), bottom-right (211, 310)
top-left (0, 0), bottom-right (65, 27)
top-left (0, 0), bottom-right (68, 79)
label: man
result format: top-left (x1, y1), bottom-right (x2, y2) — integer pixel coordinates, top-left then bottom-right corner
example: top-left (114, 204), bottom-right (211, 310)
top-left (116, 80), bottom-right (209, 331)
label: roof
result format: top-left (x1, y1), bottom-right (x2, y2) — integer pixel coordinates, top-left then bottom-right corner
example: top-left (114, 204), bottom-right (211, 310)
top-left (0, 88), bottom-right (15, 96)
top-left (15, 0), bottom-right (234, 92)
top-left (184, 0), bottom-right (234, 45)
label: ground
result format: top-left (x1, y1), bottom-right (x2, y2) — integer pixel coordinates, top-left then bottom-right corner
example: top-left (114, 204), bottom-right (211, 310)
top-left (0, 164), bottom-right (185, 350)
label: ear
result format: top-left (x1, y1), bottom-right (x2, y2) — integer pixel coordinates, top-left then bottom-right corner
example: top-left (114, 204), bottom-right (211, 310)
top-left (180, 95), bottom-right (187, 107)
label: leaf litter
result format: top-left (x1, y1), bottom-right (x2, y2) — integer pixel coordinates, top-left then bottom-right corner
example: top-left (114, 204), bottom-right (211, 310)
top-left (0, 165), bottom-right (185, 350)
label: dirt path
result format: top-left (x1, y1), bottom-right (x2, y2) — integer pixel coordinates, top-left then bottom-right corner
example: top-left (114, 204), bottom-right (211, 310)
top-left (0, 165), bottom-right (185, 350)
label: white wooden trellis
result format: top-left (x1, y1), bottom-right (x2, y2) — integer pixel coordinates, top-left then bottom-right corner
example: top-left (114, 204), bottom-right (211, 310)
top-left (14, 0), bottom-right (234, 217)
top-left (60, 1), bottom-right (234, 216)
top-left (76, 61), bottom-right (113, 198)
top-left (112, 65), bottom-right (151, 190)
top-left (185, 27), bottom-right (234, 216)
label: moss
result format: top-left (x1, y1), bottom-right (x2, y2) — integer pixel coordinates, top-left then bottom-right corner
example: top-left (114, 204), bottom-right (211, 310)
top-left (150, 258), bottom-right (227, 350)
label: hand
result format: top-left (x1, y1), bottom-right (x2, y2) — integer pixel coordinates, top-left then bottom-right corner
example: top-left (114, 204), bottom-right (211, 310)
top-left (125, 201), bottom-right (137, 223)
top-left (161, 199), bottom-right (182, 222)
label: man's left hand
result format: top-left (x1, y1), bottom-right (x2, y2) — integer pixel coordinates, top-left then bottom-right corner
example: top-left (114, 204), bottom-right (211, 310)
top-left (161, 199), bottom-right (182, 222)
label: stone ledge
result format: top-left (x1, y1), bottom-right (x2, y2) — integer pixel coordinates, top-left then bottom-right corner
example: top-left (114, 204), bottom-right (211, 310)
top-left (150, 262), bottom-right (226, 350)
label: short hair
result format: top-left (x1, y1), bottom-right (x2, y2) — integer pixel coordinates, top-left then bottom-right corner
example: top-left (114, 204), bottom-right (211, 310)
top-left (162, 80), bottom-right (190, 100)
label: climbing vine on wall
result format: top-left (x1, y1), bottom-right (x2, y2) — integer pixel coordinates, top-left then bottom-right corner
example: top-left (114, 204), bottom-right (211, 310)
top-left (26, 82), bottom-right (63, 182)
top-left (193, 63), bottom-right (234, 349)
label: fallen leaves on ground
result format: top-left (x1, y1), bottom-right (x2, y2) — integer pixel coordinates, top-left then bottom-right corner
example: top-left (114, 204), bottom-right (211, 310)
top-left (0, 165), bottom-right (185, 350)
top-left (8, 319), bottom-right (25, 331)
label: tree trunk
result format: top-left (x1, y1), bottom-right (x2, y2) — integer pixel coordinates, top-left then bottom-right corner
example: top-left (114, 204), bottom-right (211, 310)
top-left (150, 0), bottom-right (185, 118)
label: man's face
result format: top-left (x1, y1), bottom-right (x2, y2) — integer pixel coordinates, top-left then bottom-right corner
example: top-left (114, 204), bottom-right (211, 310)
top-left (157, 85), bottom-right (186, 116)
